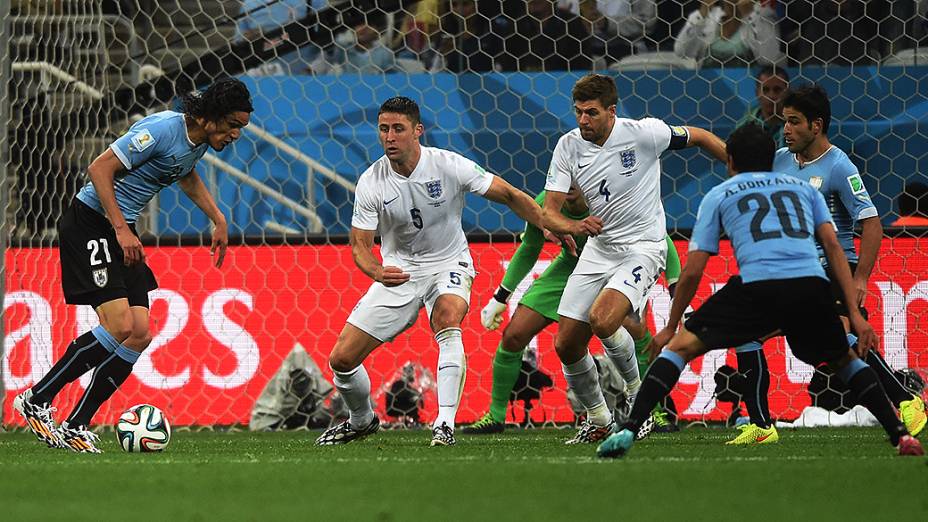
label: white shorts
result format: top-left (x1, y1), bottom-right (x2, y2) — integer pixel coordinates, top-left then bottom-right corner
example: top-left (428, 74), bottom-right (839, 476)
top-left (557, 239), bottom-right (666, 323)
top-left (347, 269), bottom-right (473, 342)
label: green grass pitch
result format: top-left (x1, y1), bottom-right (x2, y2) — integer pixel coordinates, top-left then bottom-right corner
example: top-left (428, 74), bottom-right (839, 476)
top-left (2, 427), bottom-right (925, 521)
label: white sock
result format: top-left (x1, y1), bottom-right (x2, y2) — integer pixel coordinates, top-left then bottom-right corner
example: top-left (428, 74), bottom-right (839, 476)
top-left (600, 326), bottom-right (641, 400)
top-left (434, 327), bottom-right (465, 430)
top-left (562, 352), bottom-right (611, 426)
top-left (332, 365), bottom-right (373, 429)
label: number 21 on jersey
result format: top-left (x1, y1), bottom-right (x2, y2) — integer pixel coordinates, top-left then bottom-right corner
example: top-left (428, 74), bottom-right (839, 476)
top-left (87, 238), bottom-right (113, 266)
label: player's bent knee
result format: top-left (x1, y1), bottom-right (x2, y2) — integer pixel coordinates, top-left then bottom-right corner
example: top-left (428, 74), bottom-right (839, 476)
top-left (126, 331), bottom-right (153, 351)
top-left (329, 343), bottom-right (363, 373)
top-left (501, 327), bottom-right (531, 352)
top-left (329, 351), bottom-right (360, 373)
top-left (103, 317), bottom-right (133, 343)
top-left (589, 313), bottom-right (620, 340)
top-left (554, 340), bottom-right (585, 365)
top-left (430, 308), bottom-right (464, 332)
top-left (104, 313), bottom-right (134, 341)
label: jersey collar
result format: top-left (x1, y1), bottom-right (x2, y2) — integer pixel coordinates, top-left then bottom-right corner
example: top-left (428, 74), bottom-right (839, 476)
top-left (793, 145), bottom-right (835, 168)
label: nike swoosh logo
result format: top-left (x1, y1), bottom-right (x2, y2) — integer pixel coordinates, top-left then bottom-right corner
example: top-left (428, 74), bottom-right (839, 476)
top-left (384, 196), bottom-right (399, 206)
top-left (578, 162), bottom-right (591, 170)
top-left (756, 434), bottom-right (771, 442)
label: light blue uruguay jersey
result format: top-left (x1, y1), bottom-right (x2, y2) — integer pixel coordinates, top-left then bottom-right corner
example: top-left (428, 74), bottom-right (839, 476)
top-left (690, 171), bottom-right (834, 284)
top-left (76, 111), bottom-right (208, 222)
top-left (773, 146), bottom-right (878, 263)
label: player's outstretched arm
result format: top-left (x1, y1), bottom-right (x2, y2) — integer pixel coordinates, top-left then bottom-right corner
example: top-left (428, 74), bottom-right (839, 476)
top-left (541, 190), bottom-right (602, 237)
top-left (854, 216), bottom-right (883, 306)
top-left (179, 169), bottom-right (229, 268)
top-left (349, 227), bottom-right (409, 287)
top-left (654, 250), bottom-right (710, 349)
top-left (87, 148), bottom-right (144, 265)
top-left (684, 126), bottom-right (727, 163)
top-left (482, 176), bottom-right (544, 230)
top-left (816, 222), bottom-right (878, 355)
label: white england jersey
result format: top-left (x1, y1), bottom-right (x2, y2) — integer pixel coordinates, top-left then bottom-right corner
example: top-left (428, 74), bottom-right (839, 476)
top-left (352, 146), bottom-right (494, 277)
top-left (544, 117), bottom-right (674, 246)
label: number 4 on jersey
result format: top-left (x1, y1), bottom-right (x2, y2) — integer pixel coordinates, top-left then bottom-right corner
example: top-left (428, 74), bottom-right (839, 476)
top-left (599, 180), bottom-right (611, 202)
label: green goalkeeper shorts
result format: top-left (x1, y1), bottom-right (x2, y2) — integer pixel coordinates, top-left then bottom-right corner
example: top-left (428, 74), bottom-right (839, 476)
top-left (518, 255), bottom-right (577, 322)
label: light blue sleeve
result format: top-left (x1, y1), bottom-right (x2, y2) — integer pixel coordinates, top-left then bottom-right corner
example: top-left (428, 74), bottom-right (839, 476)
top-left (773, 148), bottom-right (791, 171)
top-left (809, 185), bottom-right (834, 228)
top-left (831, 157), bottom-right (878, 222)
top-left (689, 188), bottom-right (722, 254)
top-left (109, 119), bottom-right (171, 170)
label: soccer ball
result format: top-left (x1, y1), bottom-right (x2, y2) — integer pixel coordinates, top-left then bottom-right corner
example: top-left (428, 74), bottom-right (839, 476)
top-left (115, 404), bottom-right (171, 452)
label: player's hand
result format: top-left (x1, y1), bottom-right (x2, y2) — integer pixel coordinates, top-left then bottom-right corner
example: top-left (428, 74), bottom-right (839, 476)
top-left (210, 221), bottom-right (229, 268)
top-left (645, 338), bottom-right (662, 363)
top-left (116, 227), bottom-right (144, 266)
top-left (377, 265), bottom-right (410, 287)
top-left (574, 216), bottom-right (603, 237)
top-left (480, 296), bottom-right (508, 330)
top-left (543, 228), bottom-right (578, 256)
top-left (652, 326), bottom-right (675, 353)
top-left (853, 275), bottom-right (868, 308)
top-left (850, 315), bottom-right (878, 357)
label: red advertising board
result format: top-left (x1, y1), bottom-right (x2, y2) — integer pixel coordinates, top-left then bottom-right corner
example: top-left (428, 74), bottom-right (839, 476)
top-left (4, 239), bottom-right (928, 426)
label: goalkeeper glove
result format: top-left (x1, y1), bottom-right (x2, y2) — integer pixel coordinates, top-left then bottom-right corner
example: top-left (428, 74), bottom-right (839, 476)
top-left (480, 290), bottom-right (510, 331)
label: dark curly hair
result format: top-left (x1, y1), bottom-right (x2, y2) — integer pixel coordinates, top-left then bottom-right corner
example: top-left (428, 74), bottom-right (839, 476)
top-left (726, 123), bottom-right (775, 173)
top-left (782, 83), bottom-right (831, 134)
top-left (181, 78), bottom-right (254, 121)
top-left (378, 96), bottom-right (421, 125)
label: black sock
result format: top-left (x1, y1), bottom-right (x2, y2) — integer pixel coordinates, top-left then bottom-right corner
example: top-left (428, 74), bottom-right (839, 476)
top-left (30, 331), bottom-right (111, 405)
top-left (846, 366), bottom-right (908, 446)
top-left (623, 357), bottom-right (682, 433)
top-left (737, 349), bottom-right (771, 428)
top-left (66, 350), bottom-right (136, 427)
top-left (864, 349), bottom-right (912, 405)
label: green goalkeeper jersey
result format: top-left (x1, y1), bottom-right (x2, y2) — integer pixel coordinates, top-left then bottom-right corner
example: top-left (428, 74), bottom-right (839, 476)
top-left (500, 191), bottom-right (589, 292)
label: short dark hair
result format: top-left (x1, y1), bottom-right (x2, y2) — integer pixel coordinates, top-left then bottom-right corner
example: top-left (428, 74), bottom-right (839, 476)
top-left (782, 83), bottom-right (831, 134)
top-left (899, 182), bottom-right (928, 217)
top-left (727, 123), bottom-right (776, 173)
top-left (379, 96), bottom-right (421, 125)
top-left (755, 64), bottom-right (789, 85)
top-left (182, 78), bottom-right (253, 121)
top-left (572, 74), bottom-right (618, 110)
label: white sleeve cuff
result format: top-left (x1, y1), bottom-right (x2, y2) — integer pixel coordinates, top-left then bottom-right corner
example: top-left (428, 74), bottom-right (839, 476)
top-left (110, 144), bottom-right (131, 170)
top-left (857, 207), bottom-right (879, 221)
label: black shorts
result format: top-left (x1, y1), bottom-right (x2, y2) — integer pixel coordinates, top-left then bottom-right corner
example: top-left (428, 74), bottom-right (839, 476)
top-left (825, 262), bottom-right (868, 319)
top-left (684, 275), bottom-right (849, 366)
top-left (58, 199), bottom-right (158, 308)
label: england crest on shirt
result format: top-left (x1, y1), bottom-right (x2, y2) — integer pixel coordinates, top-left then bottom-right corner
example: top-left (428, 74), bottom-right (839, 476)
top-left (426, 180), bottom-right (443, 199)
top-left (620, 149), bottom-right (637, 169)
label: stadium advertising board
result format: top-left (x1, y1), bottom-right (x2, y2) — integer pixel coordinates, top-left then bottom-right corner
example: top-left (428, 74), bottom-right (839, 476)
top-left (4, 239), bottom-right (927, 425)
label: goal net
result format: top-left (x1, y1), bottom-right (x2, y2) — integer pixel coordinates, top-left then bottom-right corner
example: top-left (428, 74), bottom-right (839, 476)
top-left (2, 0), bottom-right (927, 428)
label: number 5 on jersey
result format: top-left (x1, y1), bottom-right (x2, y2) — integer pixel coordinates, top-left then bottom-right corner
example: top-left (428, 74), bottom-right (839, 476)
top-left (410, 208), bottom-right (423, 229)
